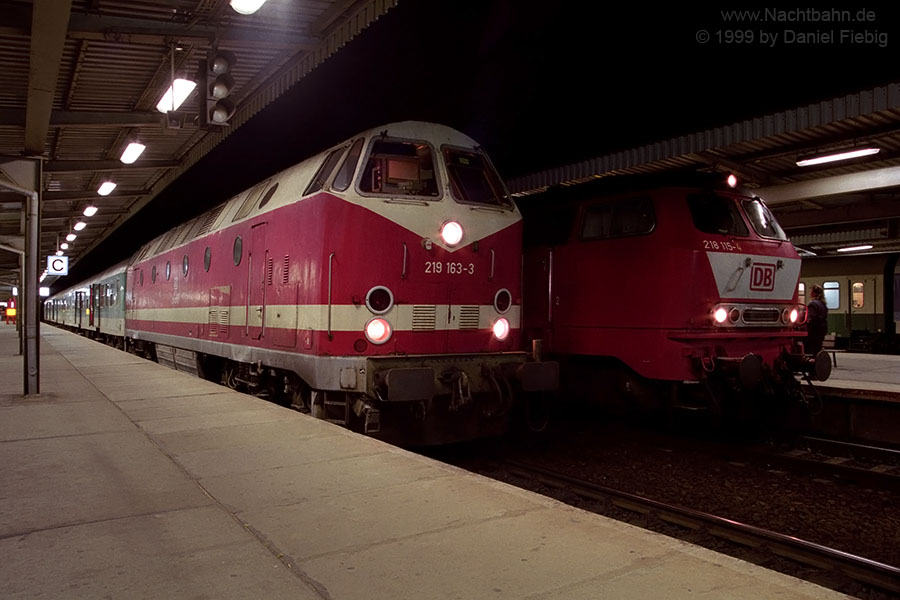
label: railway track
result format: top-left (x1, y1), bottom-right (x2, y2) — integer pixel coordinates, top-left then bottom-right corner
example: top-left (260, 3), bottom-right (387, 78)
top-left (502, 459), bottom-right (900, 597)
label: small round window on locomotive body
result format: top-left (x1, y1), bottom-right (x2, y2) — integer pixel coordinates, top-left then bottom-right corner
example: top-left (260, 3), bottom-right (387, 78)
top-left (494, 288), bottom-right (512, 314)
top-left (365, 286), bottom-right (394, 314)
top-left (183, 255), bottom-right (189, 277)
top-left (165, 261), bottom-right (171, 281)
top-left (151, 265), bottom-right (157, 283)
top-left (204, 247), bottom-right (211, 272)
top-left (233, 236), bottom-right (242, 266)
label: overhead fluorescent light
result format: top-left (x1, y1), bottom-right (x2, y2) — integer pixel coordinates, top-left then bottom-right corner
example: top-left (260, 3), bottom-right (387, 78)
top-left (796, 147), bottom-right (880, 167)
top-left (73, 221), bottom-right (87, 231)
top-left (836, 244), bottom-right (873, 253)
top-left (120, 142), bottom-right (146, 164)
top-left (97, 181), bottom-right (116, 196)
top-left (60, 243), bottom-right (69, 250)
top-left (230, 0), bottom-right (267, 14)
top-left (155, 79), bottom-right (197, 113)
top-left (83, 204), bottom-right (99, 216)
top-left (66, 233), bottom-right (76, 242)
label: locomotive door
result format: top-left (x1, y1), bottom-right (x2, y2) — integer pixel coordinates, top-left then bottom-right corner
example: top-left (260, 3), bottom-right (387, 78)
top-left (247, 222), bottom-right (268, 340)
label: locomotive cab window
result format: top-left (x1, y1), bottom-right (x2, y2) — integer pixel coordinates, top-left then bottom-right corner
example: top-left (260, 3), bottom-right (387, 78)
top-left (359, 138), bottom-right (439, 197)
top-left (687, 192), bottom-right (749, 236)
top-left (581, 197), bottom-right (655, 240)
top-left (304, 147), bottom-right (346, 196)
top-left (443, 147), bottom-right (511, 207)
top-left (742, 198), bottom-right (788, 240)
top-left (332, 138), bottom-right (364, 192)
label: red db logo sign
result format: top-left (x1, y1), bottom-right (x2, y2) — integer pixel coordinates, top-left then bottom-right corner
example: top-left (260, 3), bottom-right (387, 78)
top-left (750, 263), bottom-right (776, 291)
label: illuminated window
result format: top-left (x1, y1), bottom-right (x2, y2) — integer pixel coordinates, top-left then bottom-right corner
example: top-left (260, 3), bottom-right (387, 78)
top-left (852, 282), bottom-right (864, 309)
top-left (360, 138), bottom-right (439, 197)
top-left (823, 281), bottom-right (840, 309)
top-left (798, 282), bottom-right (806, 305)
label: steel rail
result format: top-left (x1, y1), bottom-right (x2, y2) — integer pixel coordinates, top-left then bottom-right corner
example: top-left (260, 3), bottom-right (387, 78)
top-left (505, 459), bottom-right (900, 596)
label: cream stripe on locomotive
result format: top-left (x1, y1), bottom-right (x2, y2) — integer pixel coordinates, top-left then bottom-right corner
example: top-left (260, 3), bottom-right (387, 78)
top-left (129, 304), bottom-right (521, 332)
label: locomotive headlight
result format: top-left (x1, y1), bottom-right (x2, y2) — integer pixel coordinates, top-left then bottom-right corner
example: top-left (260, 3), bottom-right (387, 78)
top-left (789, 308), bottom-right (799, 324)
top-left (440, 221), bottom-right (464, 246)
top-left (492, 317), bottom-right (510, 341)
top-left (365, 317), bottom-right (392, 344)
top-left (713, 307), bottom-right (728, 324)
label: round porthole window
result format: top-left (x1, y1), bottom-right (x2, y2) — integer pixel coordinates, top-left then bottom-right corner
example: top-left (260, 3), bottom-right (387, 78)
top-left (204, 247), bottom-right (211, 272)
top-left (183, 255), bottom-right (189, 277)
top-left (165, 261), bottom-right (171, 281)
top-left (233, 236), bottom-right (242, 266)
top-left (151, 265), bottom-right (157, 283)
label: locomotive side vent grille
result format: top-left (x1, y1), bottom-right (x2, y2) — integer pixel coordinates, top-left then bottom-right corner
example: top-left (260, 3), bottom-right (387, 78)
top-left (412, 305), bottom-right (436, 330)
top-left (742, 307), bottom-right (780, 323)
top-left (196, 204), bottom-right (226, 237)
top-left (282, 255), bottom-right (290, 285)
top-left (267, 257), bottom-right (273, 286)
top-left (208, 308), bottom-right (218, 336)
top-left (458, 306), bottom-right (480, 329)
top-left (219, 308), bottom-right (230, 336)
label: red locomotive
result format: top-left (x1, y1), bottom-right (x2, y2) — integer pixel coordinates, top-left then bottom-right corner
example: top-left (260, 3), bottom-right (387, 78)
top-left (519, 174), bottom-right (830, 421)
top-left (48, 121), bottom-right (557, 445)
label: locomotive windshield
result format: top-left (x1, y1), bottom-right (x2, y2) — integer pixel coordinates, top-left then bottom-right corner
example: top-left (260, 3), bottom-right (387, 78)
top-left (742, 197), bottom-right (788, 240)
top-left (359, 138), bottom-right (439, 197)
top-left (687, 192), bottom-right (749, 236)
top-left (443, 147), bottom-right (512, 208)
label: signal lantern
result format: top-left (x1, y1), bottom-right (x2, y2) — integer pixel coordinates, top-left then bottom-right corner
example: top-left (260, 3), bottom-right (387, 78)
top-left (198, 50), bottom-right (237, 128)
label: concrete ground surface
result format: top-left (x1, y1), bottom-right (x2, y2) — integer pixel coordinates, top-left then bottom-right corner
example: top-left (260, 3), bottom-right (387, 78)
top-left (0, 324), bottom-right (853, 599)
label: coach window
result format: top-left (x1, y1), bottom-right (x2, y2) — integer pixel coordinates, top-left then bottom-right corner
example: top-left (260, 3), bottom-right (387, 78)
top-left (823, 281), bottom-right (840, 309)
top-left (333, 138), bottom-right (364, 192)
top-left (852, 282), bottom-right (864, 309)
top-left (444, 147), bottom-right (511, 207)
top-left (798, 282), bottom-right (806, 305)
top-left (233, 236), bottom-right (242, 266)
top-left (304, 148), bottom-right (345, 196)
top-left (183, 255), bottom-right (189, 277)
top-left (742, 198), bottom-right (788, 240)
top-left (204, 247), bottom-right (211, 272)
top-left (360, 138), bottom-right (439, 197)
top-left (687, 192), bottom-right (749, 236)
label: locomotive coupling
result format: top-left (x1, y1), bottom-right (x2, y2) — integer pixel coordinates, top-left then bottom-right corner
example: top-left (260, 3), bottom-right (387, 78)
top-left (782, 349), bottom-right (833, 381)
top-left (703, 354), bottom-right (763, 387)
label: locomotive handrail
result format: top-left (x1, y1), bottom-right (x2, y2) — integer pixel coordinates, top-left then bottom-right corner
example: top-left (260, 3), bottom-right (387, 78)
top-left (490, 249), bottom-right (495, 280)
top-left (328, 252), bottom-right (335, 340)
top-left (402, 243), bottom-right (408, 279)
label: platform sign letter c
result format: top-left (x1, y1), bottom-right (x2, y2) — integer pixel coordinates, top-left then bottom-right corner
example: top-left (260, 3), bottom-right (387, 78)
top-left (48, 256), bottom-right (69, 276)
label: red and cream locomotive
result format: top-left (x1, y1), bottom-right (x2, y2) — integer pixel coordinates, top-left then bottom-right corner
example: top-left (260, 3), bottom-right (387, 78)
top-left (518, 173), bottom-right (830, 421)
top-left (47, 121), bottom-right (557, 445)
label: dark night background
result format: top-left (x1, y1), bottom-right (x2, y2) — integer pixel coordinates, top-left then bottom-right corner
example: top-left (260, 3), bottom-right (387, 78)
top-left (64, 1), bottom-right (900, 284)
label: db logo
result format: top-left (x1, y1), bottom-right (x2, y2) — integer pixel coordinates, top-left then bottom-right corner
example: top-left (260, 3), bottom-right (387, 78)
top-left (750, 263), bottom-right (776, 291)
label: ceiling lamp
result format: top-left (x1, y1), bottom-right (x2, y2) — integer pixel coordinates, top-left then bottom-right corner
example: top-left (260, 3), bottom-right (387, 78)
top-left (120, 142), bottom-right (146, 164)
top-left (836, 244), bottom-right (873, 253)
top-left (97, 181), bottom-right (116, 196)
top-left (155, 79), bottom-right (197, 113)
top-left (66, 233), bottom-right (76, 242)
top-left (73, 221), bottom-right (87, 231)
top-left (83, 204), bottom-right (99, 217)
top-left (60, 242), bottom-right (69, 250)
top-left (796, 147), bottom-right (880, 167)
top-left (230, 0), bottom-right (267, 14)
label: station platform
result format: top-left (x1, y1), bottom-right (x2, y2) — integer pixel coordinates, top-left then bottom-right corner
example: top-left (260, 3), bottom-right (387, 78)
top-left (0, 325), bottom-right (849, 599)
top-left (817, 351), bottom-right (900, 397)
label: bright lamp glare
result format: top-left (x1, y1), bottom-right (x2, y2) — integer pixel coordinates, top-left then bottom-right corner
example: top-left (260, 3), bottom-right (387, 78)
top-left (60, 243), bottom-right (69, 250)
top-left (120, 142), bottom-right (146, 164)
top-left (230, 0), bottom-right (267, 14)
top-left (73, 221), bottom-right (87, 231)
top-left (83, 204), bottom-right (99, 216)
top-left (714, 308), bottom-right (728, 323)
top-left (66, 234), bottom-right (76, 242)
top-left (155, 79), bottom-right (197, 113)
top-left (39, 287), bottom-right (50, 297)
top-left (365, 318), bottom-right (392, 344)
top-left (492, 318), bottom-right (510, 341)
top-left (98, 180), bottom-right (117, 197)
top-left (55, 250), bottom-right (64, 256)
top-left (796, 148), bottom-right (880, 167)
top-left (790, 308), bottom-right (799, 323)
top-left (836, 244), bottom-right (874, 253)
top-left (727, 174), bottom-right (738, 188)
top-left (440, 221), bottom-right (464, 246)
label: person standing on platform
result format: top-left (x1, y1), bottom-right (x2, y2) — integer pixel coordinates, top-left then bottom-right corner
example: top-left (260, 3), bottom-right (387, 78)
top-left (806, 284), bottom-right (828, 354)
